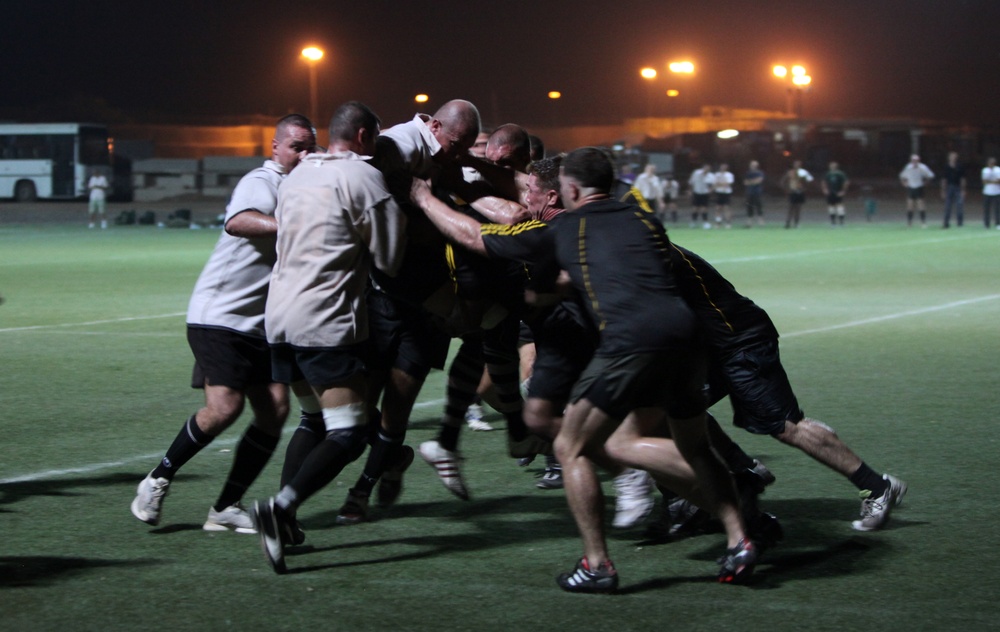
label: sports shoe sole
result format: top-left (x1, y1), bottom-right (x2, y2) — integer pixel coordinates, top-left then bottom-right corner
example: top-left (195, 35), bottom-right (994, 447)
top-left (251, 500), bottom-right (287, 574)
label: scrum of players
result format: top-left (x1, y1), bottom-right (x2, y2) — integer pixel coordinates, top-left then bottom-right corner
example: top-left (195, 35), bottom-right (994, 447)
top-left (130, 99), bottom-right (906, 593)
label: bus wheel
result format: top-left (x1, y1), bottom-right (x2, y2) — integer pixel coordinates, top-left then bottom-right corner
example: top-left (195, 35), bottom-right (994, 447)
top-left (14, 180), bottom-right (37, 202)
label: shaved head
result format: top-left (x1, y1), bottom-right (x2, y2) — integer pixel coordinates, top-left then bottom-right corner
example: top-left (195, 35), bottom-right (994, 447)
top-left (429, 99), bottom-right (482, 163)
top-left (486, 123), bottom-right (531, 171)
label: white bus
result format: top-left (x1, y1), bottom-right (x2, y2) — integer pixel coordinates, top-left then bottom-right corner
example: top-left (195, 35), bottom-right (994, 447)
top-left (0, 123), bottom-right (113, 201)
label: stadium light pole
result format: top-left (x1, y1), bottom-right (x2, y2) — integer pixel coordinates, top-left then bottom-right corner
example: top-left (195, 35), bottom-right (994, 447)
top-left (773, 64), bottom-right (811, 117)
top-left (668, 60), bottom-right (695, 116)
top-left (301, 46), bottom-right (324, 125)
top-left (640, 67), bottom-right (657, 119)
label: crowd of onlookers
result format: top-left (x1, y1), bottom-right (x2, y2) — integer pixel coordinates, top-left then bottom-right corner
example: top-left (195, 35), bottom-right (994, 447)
top-left (619, 152), bottom-right (1000, 229)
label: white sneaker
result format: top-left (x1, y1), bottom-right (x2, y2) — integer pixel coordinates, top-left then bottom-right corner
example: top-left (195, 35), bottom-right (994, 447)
top-left (131, 472), bottom-right (170, 526)
top-left (419, 440), bottom-right (470, 500)
top-left (852, 473), bottom-right (908, 532)
top-left (465, 403), bottom-right (493, 431)
top-left (203, 503), bottom-right (257, 533)
top-left (612, 468), bottom-right (655, 529)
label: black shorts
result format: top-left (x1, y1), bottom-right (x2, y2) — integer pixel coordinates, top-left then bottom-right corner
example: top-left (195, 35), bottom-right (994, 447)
top-left (187, 325), bottom-right (273, 390)
top-left (527, 314), bottom-right (594, 409)
top-left (789, 191), bottom-right (806, 205)
top-left (907, 186), bottom-right (925, 200)
top-left (571, 348), bottom-right (707, 421)
top-left (706, 338), bottom-right (804, 436)
top-left (366, 288), bottom-right (449, 380)
top-left (715, 193), bottom-right (732, 206)
top-left (270, 342), bottom-right (367, 387)
top-left (693, 193), bottom-right (711, 207)
top-left (827, 192), bottom-right (844, 205)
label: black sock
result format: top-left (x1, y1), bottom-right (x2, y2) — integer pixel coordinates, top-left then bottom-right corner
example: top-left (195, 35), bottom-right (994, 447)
top-left (214, 424), bottom-right (279, 511)
top-left (151, 414), bottom-right (213, 480)
top-left (704, 413), bottom-right (756, 471)
top-left (287, 430), bottom-right (365, 505)
top-left (280, 412), bottom-right (324, 488)
top-left (438, 424), bottom-right (462, 453)
top-left (849, 463), bottom-right (887, 496)
top-left (353, 429), bottom-right (405, 496)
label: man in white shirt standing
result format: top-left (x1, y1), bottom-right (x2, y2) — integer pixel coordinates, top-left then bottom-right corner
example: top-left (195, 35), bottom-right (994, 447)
top-left (713, 163), bottom-right (735, 228)
top-left (87, 168), bottom-right (109, 229)
top-left (899, 154), bottom-right (935, 228)
top-left (633, 163), bottom-right (664, 217)
top-left (688, 162), bottom-right (715, 229)
top-left (981, 157), bottom-right (1000, 229)
top-left (130, 114), bottom-right (317, 533)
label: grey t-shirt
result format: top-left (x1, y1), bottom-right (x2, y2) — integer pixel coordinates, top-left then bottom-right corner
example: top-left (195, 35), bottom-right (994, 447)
top-left (186, 159), bottom-right (284, 337)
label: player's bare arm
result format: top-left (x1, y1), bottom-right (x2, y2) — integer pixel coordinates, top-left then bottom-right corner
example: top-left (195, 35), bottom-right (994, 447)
top-left (225, 209), bottom-right (277, 238)
top-left (410, 178), bottom-right (488, 255)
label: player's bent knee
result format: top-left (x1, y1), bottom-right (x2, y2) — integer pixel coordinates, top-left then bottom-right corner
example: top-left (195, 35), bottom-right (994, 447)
top-left (322, 403), bottom-right (368, 461)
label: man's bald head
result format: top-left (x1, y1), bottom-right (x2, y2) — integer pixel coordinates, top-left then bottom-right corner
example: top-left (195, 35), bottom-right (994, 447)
top-left (429, 99), bottom-right (481, 164)
top-left (485, 123), bottom-right (531, 172)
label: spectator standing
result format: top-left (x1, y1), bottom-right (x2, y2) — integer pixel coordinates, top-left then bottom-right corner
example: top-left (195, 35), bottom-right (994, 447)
top-left (743, 160), bottom-right (765, 227)
top-left (940, 151), bottom-right (966, 228)
top-left (821, 161), bottom-right (850, 226)
top-left (87, 168), bottom-right (109, 229)
top-left (688, 162), bottom-right (715, 229)
top-left (899, 154), bottom-right (934, 228)
top-left (780, 160), bottom-right (813, 229)
top-left (662, 173), bottom-right (680, 224)
top-left (633, 164), bottom-right (664, 217)
top-left (982, 157), bottom-right (1000, 229)
top-left (713, 163), bottom-right (735, 228)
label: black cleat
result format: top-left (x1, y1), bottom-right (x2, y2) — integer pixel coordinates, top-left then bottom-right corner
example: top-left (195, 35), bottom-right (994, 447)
top-left (556, 557), bottom-right (619, 594)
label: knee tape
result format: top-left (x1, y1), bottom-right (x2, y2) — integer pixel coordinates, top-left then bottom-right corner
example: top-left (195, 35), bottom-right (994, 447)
top-left (322, 402), bottom-right (366, 432)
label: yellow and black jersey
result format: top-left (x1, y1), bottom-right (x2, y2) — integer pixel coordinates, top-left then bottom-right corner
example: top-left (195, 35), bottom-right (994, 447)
top-left (495, 199), bottom-right (692, 357)
top-left (669, 244), bottom-right (780, 353)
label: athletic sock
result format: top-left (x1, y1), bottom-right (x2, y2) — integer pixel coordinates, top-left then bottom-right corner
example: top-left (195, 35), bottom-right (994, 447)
top-left (438, 337), bottom-right (485, 451)
top-left (352, 429), bottom-right (405, 496)
top-left (280, 412), bottom-right (324, 488)
top-left (287, 431), bottom-right (365, 506)
top-left (849, 462), bottom-right (888, 497)
top-left (438, 423), bottom-right (462, 453)
top-left (483, 331), bottom-right (526, 441)
top-left (213, 423), bottom-right (279, 511)
top-left (151, 414), bottom-right (213, 480)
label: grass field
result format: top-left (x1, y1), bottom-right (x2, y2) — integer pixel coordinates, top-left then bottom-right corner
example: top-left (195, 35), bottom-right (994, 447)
top-left (2, 217), bottom-right (999, 631)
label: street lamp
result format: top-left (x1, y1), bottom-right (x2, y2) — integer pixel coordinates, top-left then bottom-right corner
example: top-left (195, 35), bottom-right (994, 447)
top-left (772, 63), bottom-right (811, 117)
top-left (667, 60), bottom-right (696, 116)
top-left (301, 46), bottom-right (324, 124)
top-left (668, 61), bottom-right (695, 75)
top-left (640, 67), bottom-right (658, 118)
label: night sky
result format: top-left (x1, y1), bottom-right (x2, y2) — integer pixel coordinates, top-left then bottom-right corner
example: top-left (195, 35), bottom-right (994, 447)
top-left (2, 0), bottom-right (997, 129)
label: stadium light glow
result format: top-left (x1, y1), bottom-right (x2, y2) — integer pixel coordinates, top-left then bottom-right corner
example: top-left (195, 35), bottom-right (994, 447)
top-left (668, 61), bottom-right (695, 74)
top-left (640, 67), bottom-right (657, 80)
top-left (548, 91), bottom-right (562, 99)
top-left (415, 94), bottom-right (429, 103)
top-left (773, 65), bottom-right (788, 78)
top-left (666, 89), bottom-right (680, 97)
top-left (717, 129), bottom-right (740, 139)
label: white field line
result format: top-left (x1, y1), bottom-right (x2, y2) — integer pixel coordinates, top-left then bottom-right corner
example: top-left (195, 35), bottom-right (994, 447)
top-left (0, 312), bottom-right (185, 334)
top-left (782, 294), bottom-right (1000, 338)
top-left (705, 231), bottom-right (993, 265)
